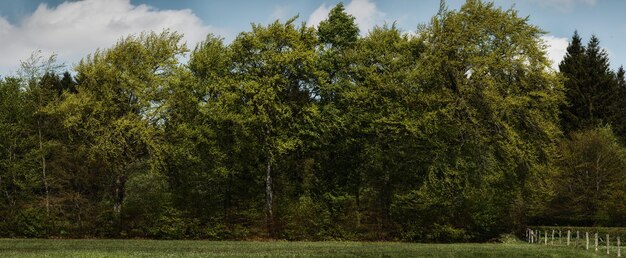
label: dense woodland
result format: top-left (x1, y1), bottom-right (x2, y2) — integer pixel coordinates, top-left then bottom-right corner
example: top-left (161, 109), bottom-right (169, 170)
top-left (1, 0), bottom-right (626, 242)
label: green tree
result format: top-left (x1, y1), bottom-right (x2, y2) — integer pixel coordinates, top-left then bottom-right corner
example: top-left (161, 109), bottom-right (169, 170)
top-left (18, 52), bottom-right (64, 217)
top-left (340, 24), bottom-right (424, 239)
top-left (547, 127), bottom-right (626, 226)
top-left (0, 77), bottom-right (39, 235)
top-left (608, 66), bottom-right (626, 143)
top-left (312, 3), bottom-right (363, 239)
top-left (392, 0), bottom-right (563, 241)
top-left (318, 3), bottom-right (359, 51)
top-left (60, 71), bottom-right (77, 94)
top-left (559, 33), bottom-right (617, 134)
top-left (317, 3), bottom-right (359, 102)
top-left (218, 18), bottom-right (321, 236)
top-left (166, 34), bottom-right (246, 238)
top-left (51, 31), bottom-right (186, 234)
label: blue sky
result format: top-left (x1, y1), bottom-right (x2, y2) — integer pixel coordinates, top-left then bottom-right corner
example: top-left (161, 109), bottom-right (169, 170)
top-left (0, 0), bottom-right (624, 75)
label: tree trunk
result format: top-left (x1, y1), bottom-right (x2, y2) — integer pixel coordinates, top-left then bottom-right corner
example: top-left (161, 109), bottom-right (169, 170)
top-left (75, 198), bottom-right (82, 228)
top-left (113, 175), bottom-right (125, 215)
top-left (38, 124), bottom-right (50, 215)
top-left (265, 157), bottom-right (274, 237)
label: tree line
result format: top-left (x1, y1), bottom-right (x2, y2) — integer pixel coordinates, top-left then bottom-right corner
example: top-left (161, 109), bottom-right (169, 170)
top-left (1, 0), bottom-right (626, 242)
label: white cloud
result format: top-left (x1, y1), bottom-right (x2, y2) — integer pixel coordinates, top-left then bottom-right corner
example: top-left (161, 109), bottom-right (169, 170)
top-left (307, 3), bottom-right (331, 28)
top-left (271, 5), bottom-right (289, 21)
top-left (0, 0), bottom-right (218, 75)
top-left (542, 35), bottom-right (569, 70)
top-left (532, 0), bottom-right (597, 12)
top-left (345, 0), bottom-right (385, 33)
top-left (307, 0), bottom-right (385, 35)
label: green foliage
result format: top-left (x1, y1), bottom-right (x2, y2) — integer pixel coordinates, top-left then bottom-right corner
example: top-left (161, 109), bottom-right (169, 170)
top-left (543, 127), bottom-right (626, 226)
top-left (559, 32), bottom-right (626, 143)
top-left (280, 196), bottom-right (331, 240)
top-left (318, 3), bottom-right (359, 50)
top-left (3, 0), bottom-right (626, 242)
top-left (10, 208), bottom-right (49, 238)
top-left (122, 172), bottom-right (178, 238)
top-left (389, 0), bottom-right (563, 241)
top-left (0, 78), bottom-right (33, 215)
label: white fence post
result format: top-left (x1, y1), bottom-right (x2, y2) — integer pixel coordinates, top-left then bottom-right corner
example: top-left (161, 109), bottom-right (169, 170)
top-left (576, 231), bottom-right (579, 247)
top-left (618, 236), bottom-right (621, 257)
top-left (559, 230), bottom-right (562, 245)
top-left (538, 230), bottom-right (541, 244)
top-left (551, 229), bottom-right (555, 245)
top-left (595, 233), bottom-right (599, 252)
top-left (586, 231), bottom-right (589, 250)
top-left (567, 230), bottom-right (570, 246)
top-left (545, 231), bottom-right (548, 245)
top-left (607, 234), bottom-right (610, 255)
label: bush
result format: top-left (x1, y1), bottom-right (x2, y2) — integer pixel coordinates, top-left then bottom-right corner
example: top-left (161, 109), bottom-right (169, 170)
top-left (280, 195), bottom-right (330, 240)
top-left (122, 172), bottom-right (177, 238)
top-left (11, 208), bottom-right (48, 238)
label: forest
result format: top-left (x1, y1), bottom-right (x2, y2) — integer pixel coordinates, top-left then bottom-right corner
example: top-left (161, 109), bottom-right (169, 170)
top-left (1, 0), bottom-right (626, 242)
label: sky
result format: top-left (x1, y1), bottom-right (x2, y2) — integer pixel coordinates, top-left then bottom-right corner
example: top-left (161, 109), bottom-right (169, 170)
top-left (1, 0), bottom-right (625, 75)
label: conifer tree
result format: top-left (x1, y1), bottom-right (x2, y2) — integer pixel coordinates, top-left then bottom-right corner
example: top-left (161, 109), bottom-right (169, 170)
top-left (609, 66), bottom-right (626, 143)
top-left (559, 31), bottom-right (587, 134)
top-left (559, 33), bottom-right (617, 135)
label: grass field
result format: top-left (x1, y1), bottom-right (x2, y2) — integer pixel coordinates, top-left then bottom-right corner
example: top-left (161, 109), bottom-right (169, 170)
top-left (0, 239), bottom-right (605, 257)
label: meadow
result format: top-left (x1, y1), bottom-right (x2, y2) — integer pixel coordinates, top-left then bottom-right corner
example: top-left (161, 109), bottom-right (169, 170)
top-left (0, 239), bottom-right (601, 257)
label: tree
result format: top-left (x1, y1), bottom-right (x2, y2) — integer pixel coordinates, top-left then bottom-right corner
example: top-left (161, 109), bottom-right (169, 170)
top-left (559, 33), bottom-right (617, 134)
top-left (608, 66), bottom-right (626, 143)
top-left (559, 31), bottom-right (586, 133)
top-left (166, 34), bottom-right (243, 236)
top-left (546, 127), bottom-right (626, 226)
top-left (392, 0), bottom-right (563, 241)
top-left (60, 71), bottom-right (77, 94)
top-left (218, 18), bottom-right (321, 236)
top-left (312, 3), bottom-right (363, 238)
top-left (17, 52), bottom-right (65, 216)
top-left (1, 0), bottom-right (608, 240)
top-left (51, 31), bottom-right (186, 233)
top-left (317, 3), bottom-right (359, 102)
top-left (0, 77), bottom-right (39, 235)
top-left (340, 24), bottom-right (424, 238)
top-left (318, 3), bottom-right (359, 50)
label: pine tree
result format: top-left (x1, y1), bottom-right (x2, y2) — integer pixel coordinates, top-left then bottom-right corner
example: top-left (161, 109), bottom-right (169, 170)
top-left (559, 31), bottom-right (587, 134)
top-left (559, 33), bottom-right (617, 135)
top-left (60, 71), bottom-right (77, 94)
top-left (585, 35), bottom-right (615, 122)
top-left (609, 66), bottom-right (626, 143)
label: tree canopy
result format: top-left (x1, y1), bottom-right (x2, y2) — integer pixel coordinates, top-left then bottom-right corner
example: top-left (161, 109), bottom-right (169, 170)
top-left (1, 0), bottom-right (625, 242)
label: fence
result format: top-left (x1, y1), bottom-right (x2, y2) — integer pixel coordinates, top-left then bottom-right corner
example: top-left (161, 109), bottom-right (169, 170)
top-left (527, 226), bottom-right (626, 256)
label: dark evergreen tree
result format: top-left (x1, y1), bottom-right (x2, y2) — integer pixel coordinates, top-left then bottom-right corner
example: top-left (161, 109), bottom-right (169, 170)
top-left (559, 33), bottom-right (617, 135)
top-left (60, 71), bottom-right (77, 94)
top-left (559, 31), bottom-right (587, 134)
top-left (585, 35), bottom-right (615, 121)
top-left (616, 66), bottom-right (625, 87)
top-left (609, 65), bottom-right (626, 143)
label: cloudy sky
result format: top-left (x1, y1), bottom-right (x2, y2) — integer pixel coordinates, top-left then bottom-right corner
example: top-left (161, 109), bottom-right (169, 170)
top-left (0, 0), bottom-right (624, 75)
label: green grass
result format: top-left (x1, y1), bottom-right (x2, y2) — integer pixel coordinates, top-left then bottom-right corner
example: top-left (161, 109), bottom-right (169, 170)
top-left (0, 239), bottom-right (606, 257)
